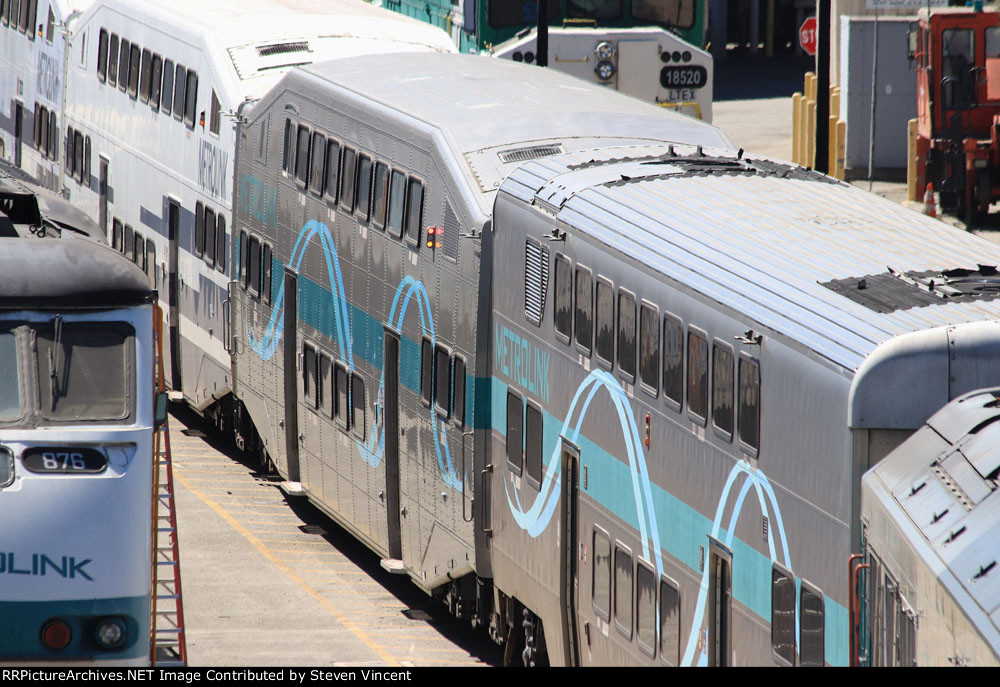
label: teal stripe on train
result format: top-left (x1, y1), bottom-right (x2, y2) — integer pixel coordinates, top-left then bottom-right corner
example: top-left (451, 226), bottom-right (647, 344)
top-left (0, 595), bottom-right (149, 660)
top-left (490, 374), bottom-right (847, 666)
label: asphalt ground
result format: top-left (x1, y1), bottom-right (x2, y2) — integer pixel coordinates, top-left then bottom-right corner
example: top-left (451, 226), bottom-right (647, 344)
top-left (167, 406), bottom-right (502, 667)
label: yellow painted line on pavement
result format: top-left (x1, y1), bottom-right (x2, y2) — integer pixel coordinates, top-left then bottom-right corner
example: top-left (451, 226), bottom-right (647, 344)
top-left (175, 471), bottom-right (401, 667)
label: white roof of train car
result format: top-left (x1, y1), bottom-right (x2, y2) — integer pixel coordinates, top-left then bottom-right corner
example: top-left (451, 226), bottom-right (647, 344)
top-left (502, 143), bottom-right (1000, 372)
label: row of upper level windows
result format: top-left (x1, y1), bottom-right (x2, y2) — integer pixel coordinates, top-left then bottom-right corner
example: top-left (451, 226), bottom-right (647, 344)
top-left (526, 239), bottom-right (761, 454)
top-left (237, 230), bottom-right (273, 306)
top-left (110, 217), bottom-right (156, 290)
top-left (0, 0), bottom-right (52, 42)
top-left (281, 118), bottom-right (427, 247)
top-left (194, 200), bottom-right (227, 276)
top-left (95, 28), bottom-right (221, 135)
top-left (65, 126), bottom-right (90, 185)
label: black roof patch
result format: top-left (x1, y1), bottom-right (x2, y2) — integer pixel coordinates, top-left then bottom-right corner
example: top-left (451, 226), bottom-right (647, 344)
top-left (822, 265), bottom-right (1000, 313)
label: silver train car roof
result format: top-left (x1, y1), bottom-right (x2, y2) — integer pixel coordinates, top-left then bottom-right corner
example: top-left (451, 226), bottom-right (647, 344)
top-left (280, 52), bottom-right (732, 214)
top-left (863, 388), bottom-right (1000, 654)
top-left (500, 142), bottom-right (1000, 374)
top-left (0, 237), bottom-right (153, 309)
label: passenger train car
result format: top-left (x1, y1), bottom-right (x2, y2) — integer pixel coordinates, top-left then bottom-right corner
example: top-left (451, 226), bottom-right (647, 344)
top-left (0, 167), bottom-right (160, 663)
top-left (860, 387), bottom-right (1000, 667)
top-left (0, 0), bottom-right (95, 191)
top-left (228, 51), bottom-right (729, 652)
top-left (55, 0), bottom-right (456, 417)
top-left (229, 49), bottom-right (1000, 665)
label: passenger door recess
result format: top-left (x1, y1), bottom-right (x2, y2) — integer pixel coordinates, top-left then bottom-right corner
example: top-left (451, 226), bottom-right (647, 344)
top-left (561, 439), bottom-right (581, 666)
top-left (283, 268), bottom-right (300, 482)
top-left (383, 328), bottom-right (403, 566)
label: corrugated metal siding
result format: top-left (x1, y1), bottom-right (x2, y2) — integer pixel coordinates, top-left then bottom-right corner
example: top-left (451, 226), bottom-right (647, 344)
top-left (503, 144), bottom-right (1000, 371)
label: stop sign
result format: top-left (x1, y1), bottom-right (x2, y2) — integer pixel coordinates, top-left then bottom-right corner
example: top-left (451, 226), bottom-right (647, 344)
top-left (799, 16), bottom-right (817, 56)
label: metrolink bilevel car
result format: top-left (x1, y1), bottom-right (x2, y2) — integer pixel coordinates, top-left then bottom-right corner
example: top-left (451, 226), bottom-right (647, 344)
top-left (0, 169), bottom-right (161, 663)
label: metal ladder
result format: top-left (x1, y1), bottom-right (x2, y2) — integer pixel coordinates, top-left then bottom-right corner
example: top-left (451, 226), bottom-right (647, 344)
top-left (149, 306), bottom-right (187, 666)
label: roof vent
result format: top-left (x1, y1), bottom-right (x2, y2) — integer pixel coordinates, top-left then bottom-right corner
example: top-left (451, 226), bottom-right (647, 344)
top-left (499, 144), bottom-right (564, 164)
top-left (256, 42), bottom-right (311, 57)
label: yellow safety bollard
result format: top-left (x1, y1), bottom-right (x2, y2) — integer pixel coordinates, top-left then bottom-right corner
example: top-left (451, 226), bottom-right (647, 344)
top-left (828, 115), bottom-right (838, 177)
top-left (907, 119), bottom-right (919, 201)
top-left (836, 120), bottom-right (846, 179)
top-left (792, 92), bottom-right (802, 165)
top-left (806, 99), bottom-right (816, 168)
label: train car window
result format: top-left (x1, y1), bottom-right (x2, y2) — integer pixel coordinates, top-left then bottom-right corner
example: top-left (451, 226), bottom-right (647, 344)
top-left (107, 33), bottom-right (119, 86)
top-left (173, 64), bottom-right (186, 122)
top-left (351, 374), bottom-right (365, 440)
top-left (662, 314), bottom-right (683, 411)
top-left (150, 55), bottom-right (162, 111)
top-left (210, 90), bottom-right (220, 136)
top-left (97, 29), bottom-right (108, 81)
top-left (334, 363), bottom-right (349, 431)
top-left (204, 206), bottom-right (217, 266)
top-left (184, 70), bottom-right (198, 128)
top-left (216, 214), bottom-right (227, 275)
top-left (568, 0), bottom-right (622, 20)
top-left (66, 129), bottom-right (75, 178)
top-left (372, 162), bottom-right (388, 230)
top-left (525, 401), bottom-right (542, 489)
top-left (617, 289), bottom-right (636, 381)
top-left (161, 59), bottom-right (174, 116)
top-left (117, 39), bottom-right (130, 93)
top-left (771, 564), bottom-right (795, 666)
top-left (20, 0), bottom-right (31, 34)
top-left (575, 266), bottom-right (593, 354)
top-left (33, 105), bottom-right (41, 148)
top-left (387, 169), bottom-right (406, 239)
top-left (294, 125), bottom-right (310, 185)
top-left (133, 231), bottom-right (144, 268)
top-left (553, 255), bottom-right (571, 340)
top-left (139, 48), bottom-right (152, 103)
top-left (319, 354), bottom-right (332, 417)
top-left (248, 236), bottom-right (261, 298)
top-left (146, 240), bottom-right (156, 288)
top-left (687, 328), bottom-right (708, 424)
top-left (261, 242), bottom-right (272, 304)
top-left (660, 576), bottom-right (680, 666)
top-left (356, 155), bottom-right (372, 221)
top-left (405, 178), bottom-right (423, 245)
top-left (195, 201), bottom-right (205, 257)
top-left (74, 131), bottom-right (83, 182)
top-left (614, 544), bottom-right (633, 639)
top-left (421, 337), bottom-right (433, 406)
top-left (46, 4), bottom-right (53, 42)
top-left (596, 278), bottom-right (614, 367)
top-left (282, 119), bottom-right (293, 173)
top-left (639, 302), bottom-right (659, 394)
top-left (128, 43), bottom-right (140, 99)
top-left (738, 357), bottom-right (760, 453)
top-left (124, 224), bottom-right (134, 259)
top-left (84, 136), bottom-right (91, 184)
top-left (799, 583), bottom-right (825, 667)
top-left (309, 132), bottom-right (326, 196)
top-left (636, 560), bottom-right (656, 658)
top-left (340, 147), bottom-right (357, 213)
top-left (48, 114), bottom-right (56, 162)
top-left (634, 0), bottom-right (695, 28)
top-left (39, 109), bottom-right (48, 157)
top-left (506, 389), bottom-right (523, 476)
top-left (303, 343), bottom-right (317, 407)
top-left (324, 140), bottom-right (341, 203)
top-left (2, 2), bottom-right (7, 28)
top-left (712, 342), bottom-right (734, 440)
top-left (593, 527), bottom-right (611, 620)
top-left (239, 230), bottom-right (248, 288)
top-left (435, 345), bottom-right (451, 417)
top-left (112, 219), bottom-right (123, 252)
top-left (452, 356), bottom-right (466, 427)
top-left (36, 323), bottom-right (132, 422)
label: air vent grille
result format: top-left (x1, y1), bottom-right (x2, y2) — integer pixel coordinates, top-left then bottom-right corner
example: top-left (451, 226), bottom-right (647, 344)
top-left (256, 42), bottom-right (310, 57)
top-left (524, 238), bottom-right (550, 326)
top-left (442, 200), bottom-right (459, 262)
top-left (499, 144), bottom-right (564, 164)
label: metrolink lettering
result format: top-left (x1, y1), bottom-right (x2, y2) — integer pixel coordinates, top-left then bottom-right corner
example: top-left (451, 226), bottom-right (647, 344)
top-left (36, 51), bottom-right (60, 103)
top-left (0, 552), bottom-right (93, 581)
top-left (240, 173), bottom-right (277, 227)
top-left (494, 323), bottom-right (550, 403)
top-left (198, 140), bottom-right (229, 201)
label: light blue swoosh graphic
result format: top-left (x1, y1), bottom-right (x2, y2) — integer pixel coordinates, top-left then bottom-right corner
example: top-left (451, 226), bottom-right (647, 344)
top-left (503, 369), bottom-right (794, 666)
top-left (246, 220), bottom-right (460, 491)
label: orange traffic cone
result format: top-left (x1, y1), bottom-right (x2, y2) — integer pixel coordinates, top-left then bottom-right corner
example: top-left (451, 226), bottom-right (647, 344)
top-left (923, 182), bottom-right (937, 217)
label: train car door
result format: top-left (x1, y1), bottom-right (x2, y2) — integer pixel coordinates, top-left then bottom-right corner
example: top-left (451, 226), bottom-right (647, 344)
top-left (166, 199), bottom-right (182, 392)
top-left (708, 539), bottom-right (733, 666)
top-left (14, 103), bottom-right (22, 168)
top-left (561, 439), bottom-right (581, 666)
top-left (99, 158), bottom-right (109, 238)
top-left (283, 268), bottom-right (300, 482)
top-left (383, 328), bottom-right (403, 565)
